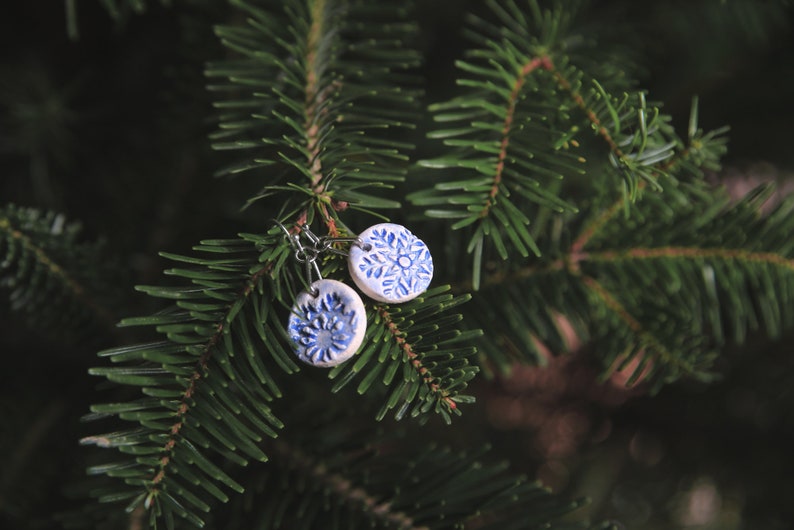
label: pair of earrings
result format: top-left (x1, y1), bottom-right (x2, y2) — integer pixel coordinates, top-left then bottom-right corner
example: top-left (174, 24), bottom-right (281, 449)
top-left (280, 222), bottom-right (433, 368)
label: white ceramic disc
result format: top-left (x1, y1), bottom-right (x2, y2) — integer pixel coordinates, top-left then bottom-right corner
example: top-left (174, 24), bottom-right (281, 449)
top-left (287, 279), bottom-right (366, 367)
top-left (348, 223), bottom-right (433, 303)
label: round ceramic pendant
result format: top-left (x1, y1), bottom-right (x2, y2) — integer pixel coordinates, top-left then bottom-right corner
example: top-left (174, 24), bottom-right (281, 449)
top-left (348, 223), bottom-right (433, 304)
top-left (287, 279), bottom-right (366, 367)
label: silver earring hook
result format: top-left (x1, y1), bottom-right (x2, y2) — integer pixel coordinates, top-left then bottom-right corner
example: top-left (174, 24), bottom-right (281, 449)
top-left (272, 220), bottom-right (372, 295)
top-left (294, 222), bottom-right (371, 255)
top-left (297, 223), bottom-right (322, 246)
top-left (273, 220), bottom-right (322, 296)
top-left (318, 235), bottom-right (371, 255)
top-left (295, 240), bottom-right (323, 296)
top-left (272, 219), bottom-right (293, 240)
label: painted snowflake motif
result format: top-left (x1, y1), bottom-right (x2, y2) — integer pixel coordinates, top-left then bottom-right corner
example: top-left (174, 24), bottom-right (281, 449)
top-left (288, 291), bottom-right (359, 366)
top-left (351, 224), bottom-right (433, 302)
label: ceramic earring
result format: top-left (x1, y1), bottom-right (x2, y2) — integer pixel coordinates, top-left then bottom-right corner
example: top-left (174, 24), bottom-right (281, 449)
top-left (287, 278), bottom-right (366, 368)
top-left (277, 222), bottom-right (367, 368)
top-left (347, 223), bottom-right (433, 304)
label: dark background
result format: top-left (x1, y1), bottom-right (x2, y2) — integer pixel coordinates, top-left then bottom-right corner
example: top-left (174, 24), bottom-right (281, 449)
top-left (1, 1), bottom-right (793, 528)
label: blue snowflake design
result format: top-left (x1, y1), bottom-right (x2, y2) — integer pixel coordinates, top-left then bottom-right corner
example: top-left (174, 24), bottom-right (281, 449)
top-left (357, 226), bottom-right (433, 300)
top-left (288, 292), bottom-right (358, 366)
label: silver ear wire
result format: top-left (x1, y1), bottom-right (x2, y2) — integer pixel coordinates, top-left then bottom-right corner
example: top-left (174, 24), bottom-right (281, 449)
top-left (273, 220), bottom-right (322, 296)
top-left (272, 220), bottom-right (375, 295)
top-left (318, 236), bottom-right (371, 256)
top-left (295, 243), bottom-right (322, 297)
top-left (272, 219), bottom-right (292, 239)
top-left (296, 223), bottom-right (321, 246)
top-left (295, 222), bottom-right (372, 255)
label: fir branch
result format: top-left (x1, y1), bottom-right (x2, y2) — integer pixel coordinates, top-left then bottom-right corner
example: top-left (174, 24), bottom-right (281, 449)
top-left (550, 70), bottom-right (621, 155)
top-left (569, 193), bottom-right (628, 257)
top-left (376, 303), bottom-right (459, 416)
top-left (207, 0), bottom-right (421, 226)
top-left (219, 422), bottom-right (614, 530)
top-left (302, 0), bottom-right (331, 193)
top-left (410, 0), bottom-right (708, 287)
top-left (548, 67), bottom-right (677, 199)
top-left (410, 42), bottom-right (579, 288)
top-left (461, 266), bottom-right (587, 371)
top-left (570, 97), bottom-right (729, 254)
top-left (0, 204), bottom-right (118, 333)
top-left (268, 440), bottom-right (423, 529)
top-left (329, 286), bottom-right (480, 424)
top-left (479, 55), bottom-right (554, 220)
top-left (471, 182), bottom-right (794, 387)
top-left (147, 262), bottom-right (276, 492)
top-left (83, 233), bottom-right (298, 528)
top-left (0, 214), bottom-right (87, 308)
top-left (580, 274), bottom-right (696, 381)
top-left (587, 246), bottom-right (794, 270)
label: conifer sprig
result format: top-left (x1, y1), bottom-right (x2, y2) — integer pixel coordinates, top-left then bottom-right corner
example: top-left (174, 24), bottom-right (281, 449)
top-left (207, 0), bottom-right (420, 229)
top-left (82, 233), bottom-right (295, 528)
top-left (582, 185), bottom-right (794, 345)
top-left (470, 183), bottom-right (794, 388)
top-left (570, 96), bottom-right (729, 255)
top-left (0, 204), bottom-right (117, 332)
top-left (216, 422), bottom-right (618, 530)
top-left (409, 0), bottom-right (720, 288)
top-left (328, 286), bottom-right (480, 424)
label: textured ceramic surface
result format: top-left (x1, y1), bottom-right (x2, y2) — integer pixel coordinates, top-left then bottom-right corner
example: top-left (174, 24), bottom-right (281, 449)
top-left (348, 223), bottom-right (433, 303)
top-left (287, 279), bottom-right (366, 367)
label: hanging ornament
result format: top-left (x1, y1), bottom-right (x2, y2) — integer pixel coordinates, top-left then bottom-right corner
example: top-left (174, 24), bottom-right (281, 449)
top-left (275, 221), bottom-right (367, 368)
top-left (287, 278), bottom-right (366, 367)
top-left (347, 223), bottom-right (433, 303)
